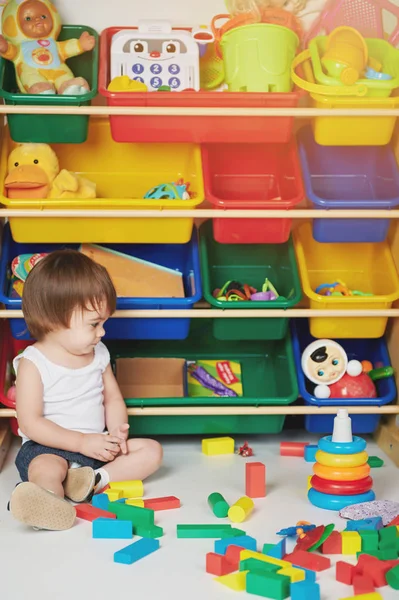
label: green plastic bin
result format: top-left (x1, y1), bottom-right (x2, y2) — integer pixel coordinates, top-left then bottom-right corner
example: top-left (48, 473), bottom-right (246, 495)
top-left (199, 220), bottom-right (302, 340)
top-left (107, 320), bottom-right (298, 436)
top-left (0, 25), bottom-right (98, 144)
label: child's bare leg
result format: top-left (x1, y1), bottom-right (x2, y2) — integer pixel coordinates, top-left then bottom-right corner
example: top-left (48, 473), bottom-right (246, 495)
top-left (28, 454), bottom-right (68, 497)
top-left (102, 439), bottom-right (163, 483)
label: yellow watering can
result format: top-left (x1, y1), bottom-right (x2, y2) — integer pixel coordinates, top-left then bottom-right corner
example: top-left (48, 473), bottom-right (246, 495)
top-left (322, 26), bottom-right (369, 85)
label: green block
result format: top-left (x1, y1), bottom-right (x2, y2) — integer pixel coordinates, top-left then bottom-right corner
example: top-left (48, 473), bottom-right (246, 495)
top-left (108, 502), bottom-right (154, 527)
top-left (134, 524), bottom-right (163, 538)
top-left (240, 558), bottom-right (280, 573)
top-left (359, 530), bottom-right (379, 552)
top-left (221, 528), bottom-right (247, 538)
top-left (386, 564), bottom-right (399, 590)
top-left (177, 524), bottom-right (234, 539)
top-left (379, 526), bottom-right (398, 550)
top-left (246, 571), bottom-right (290, 600)
top-left (368, 456), bottom-right (384, 468)
top-left (357, 549), bottom-right (398, 560)
top-left (262, 543), bottom-right (275, 555)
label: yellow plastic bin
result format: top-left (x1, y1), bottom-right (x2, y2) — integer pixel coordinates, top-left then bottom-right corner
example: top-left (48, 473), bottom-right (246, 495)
top-left (293, 223), bottom-right (399, 339)
top-left (0, 119), bottom-right (204, 244)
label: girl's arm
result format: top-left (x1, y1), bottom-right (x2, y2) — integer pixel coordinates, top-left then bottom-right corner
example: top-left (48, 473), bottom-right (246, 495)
top-left (16, 358), bottom-right (83, 451)
top-left (103, 364), bottom-right (129, 453)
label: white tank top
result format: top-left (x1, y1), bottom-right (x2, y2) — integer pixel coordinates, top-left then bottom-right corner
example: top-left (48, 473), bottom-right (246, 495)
top-left (13, 342), bottom-right (110, 445)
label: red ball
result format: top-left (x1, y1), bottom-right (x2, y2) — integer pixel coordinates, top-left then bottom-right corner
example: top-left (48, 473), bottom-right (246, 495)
top-left (329, 373), bottom-right (377, 399)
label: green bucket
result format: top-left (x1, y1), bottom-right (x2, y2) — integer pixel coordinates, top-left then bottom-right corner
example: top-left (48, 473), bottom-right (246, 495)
top-left (220, 23), bottom-right (299, 92)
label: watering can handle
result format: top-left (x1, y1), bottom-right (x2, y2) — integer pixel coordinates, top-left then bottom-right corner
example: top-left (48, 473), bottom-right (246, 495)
top-left (291, 49), bottom-right (368, 98)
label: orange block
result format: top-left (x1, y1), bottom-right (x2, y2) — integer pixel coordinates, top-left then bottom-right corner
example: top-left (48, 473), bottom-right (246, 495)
top-left (321, 530), bottom-right (342, 554)
top-left (206, 553), bottom-right (236, 576)
top-left (246, 462), bottom-right (266, 498)
top-left (76, 504), bottom-right (116, 522)
top-left (144, 496), bottom-right (181, 511)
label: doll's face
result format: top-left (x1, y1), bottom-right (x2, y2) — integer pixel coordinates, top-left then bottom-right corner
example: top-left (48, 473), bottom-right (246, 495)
top-left (18, 1), bottom-right (53, 39)
top-left (307, 343), bottom-right (346, 384)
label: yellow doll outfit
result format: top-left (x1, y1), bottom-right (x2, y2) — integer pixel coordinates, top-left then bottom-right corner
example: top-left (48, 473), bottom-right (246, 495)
top-left (0, 0), bottom-right (88, 94)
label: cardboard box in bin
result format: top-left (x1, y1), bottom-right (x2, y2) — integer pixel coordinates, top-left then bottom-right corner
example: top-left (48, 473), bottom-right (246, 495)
top-left (116, 358), bottom-right (187, 399)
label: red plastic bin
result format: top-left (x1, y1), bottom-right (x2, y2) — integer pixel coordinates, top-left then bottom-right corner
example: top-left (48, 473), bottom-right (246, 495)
top-left (202, 139), bottom-right (304, 244)
top-left (99, 27), bottom-right (302, 144)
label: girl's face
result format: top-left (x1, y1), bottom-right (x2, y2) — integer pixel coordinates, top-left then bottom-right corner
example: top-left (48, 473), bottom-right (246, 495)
top-left (49, 302), bottom-right (109, 356)
top-left (308, 343), bottom-right (346, 384)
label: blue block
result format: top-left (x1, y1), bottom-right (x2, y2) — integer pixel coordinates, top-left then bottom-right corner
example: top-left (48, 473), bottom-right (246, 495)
top-left (115, 498), bottom-right (128, 504)
top-left (214, 535), bottom-right (257, 555)
top-left (291, 581), bottom-right (320, 600)
top-left (304, 445), bottom-right (318, 463)
top-left (92, 494), bottom-right (109, 511)
top-left (345, 517), bottom-right (383, 532)
top-left (114, 538), bottom-right (160, 565)
top-left (92, 518), bottom-right (133, 539)
top-left (301, 567), bottom-right (316, 583)
top-left (264, 538), bottom-right (286, 560)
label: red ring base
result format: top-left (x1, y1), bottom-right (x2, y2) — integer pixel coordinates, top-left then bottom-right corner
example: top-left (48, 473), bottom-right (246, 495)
top-left (310, 475), bottom-right (373, 496)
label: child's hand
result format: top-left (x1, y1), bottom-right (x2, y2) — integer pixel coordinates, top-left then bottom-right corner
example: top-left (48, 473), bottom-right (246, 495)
top-left (80, 433), bottom-right (121, 462)
top-left (109, 424), bottom-right (130, 455)
top-left (79, 31), bottom-right (96, 52)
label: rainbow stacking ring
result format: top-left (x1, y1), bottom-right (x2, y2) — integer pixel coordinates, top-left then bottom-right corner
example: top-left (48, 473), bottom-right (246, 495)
top-left (315, 450), bottom-right (369, 468)
top-left (313, 463), bottom-right (370, 481)
top-left (308, 488), bottom-right (376, 511)
top-left (318, 435), bottom-right (367, 455)
top-left (311, 475), bottom-right (374, 496)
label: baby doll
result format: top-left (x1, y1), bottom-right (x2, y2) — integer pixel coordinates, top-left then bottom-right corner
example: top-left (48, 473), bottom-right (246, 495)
top-left (0, 0), bottom-right (95, 95)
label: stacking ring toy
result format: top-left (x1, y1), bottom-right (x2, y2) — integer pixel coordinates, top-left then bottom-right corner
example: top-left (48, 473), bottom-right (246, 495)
top-left (318, 435), bottom-right (367, 455)
top-left (308, 488), bottom-right (376, 511)
top-left (313, 463), bottom-right (370, 481)
top-left (311, 475), bottom-right (373, 496)
top-left (315, 450), bottom-right (369, 468)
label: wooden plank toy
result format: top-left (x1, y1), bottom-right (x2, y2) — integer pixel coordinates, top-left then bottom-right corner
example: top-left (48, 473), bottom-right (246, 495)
top-left (92, 518), bottom-right (133, 539)
top-left (114, 538), bottom-right (160, 565)
top-left (76, 504), bottom-right (116, 522)
top-left (202, 437), bottom-right (235, 456)
top-left (246, 462), bottom-right (266, 498)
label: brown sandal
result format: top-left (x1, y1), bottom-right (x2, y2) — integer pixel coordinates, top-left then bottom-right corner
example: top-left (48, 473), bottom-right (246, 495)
top-left (63, 466), bottom-right (97, 503)
top-left (10, 482), bottom-right (76, 531)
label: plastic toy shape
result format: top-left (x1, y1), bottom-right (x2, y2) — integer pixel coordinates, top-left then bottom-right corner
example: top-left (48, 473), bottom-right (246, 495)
top-left (0, 0), bottom-right (95, 95)
top-left (110, 20), bottom-right (202, 91)
top-left (322, 26), bottom-right (368, 85)
top-left (301, 339), bottom-right (363, 399)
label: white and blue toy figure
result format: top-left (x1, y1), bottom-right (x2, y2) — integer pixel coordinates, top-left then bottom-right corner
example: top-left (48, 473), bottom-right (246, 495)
top-left (111, 20), bottom-right (212, 91)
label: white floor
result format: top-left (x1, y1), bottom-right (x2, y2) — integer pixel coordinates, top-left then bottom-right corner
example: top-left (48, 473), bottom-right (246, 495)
top-left (0, 432), bottom-right (398, 600)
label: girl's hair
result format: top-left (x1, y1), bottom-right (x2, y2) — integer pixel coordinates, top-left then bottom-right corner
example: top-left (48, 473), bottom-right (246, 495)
top-left (22, 249), bottom-right (117, 340)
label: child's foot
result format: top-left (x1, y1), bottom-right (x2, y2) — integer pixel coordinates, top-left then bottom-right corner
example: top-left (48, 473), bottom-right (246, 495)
top-left (9, 482), bottom-right (76, 531)
top-left (63, 466), bottom-right (100, 503)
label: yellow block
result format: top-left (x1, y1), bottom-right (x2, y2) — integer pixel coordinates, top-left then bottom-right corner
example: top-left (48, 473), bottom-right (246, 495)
top-left (341, 531), bottom-right (362, 555)
top-left (240, 550), bottom-right (290, 569)
top-left (307, 475), bottom-right (312, 491)
top-left (396, 526), bottom-right (399, 534)
top-left (339, 594), bottom-right (382, 600)
top-left (228, 496), bottom-right (254, 524)
top-left (125, 499), bottom-right (145, 508)
top-left (202, 437), bottom-right (235, 456)
top-left (215, 571), bottom-right (248, 591)
top-left (109, 480), bottom-right (144, 498)
top-left (104, 488), bottom-right (122, 502)
top-left (278, 567), bottom-right (305, 583)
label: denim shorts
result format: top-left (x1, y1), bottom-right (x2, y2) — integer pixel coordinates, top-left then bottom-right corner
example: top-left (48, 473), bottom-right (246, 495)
top-left (16, 441), bottom-right (106, 482)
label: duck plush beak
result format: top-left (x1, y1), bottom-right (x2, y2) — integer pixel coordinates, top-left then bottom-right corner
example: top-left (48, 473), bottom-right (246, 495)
top-left (5, 164), bottom-right (50, 199)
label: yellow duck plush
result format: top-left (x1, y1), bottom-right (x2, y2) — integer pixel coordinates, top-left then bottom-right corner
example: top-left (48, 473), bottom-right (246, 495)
top-left (5, 143), bottom-right (96, 200)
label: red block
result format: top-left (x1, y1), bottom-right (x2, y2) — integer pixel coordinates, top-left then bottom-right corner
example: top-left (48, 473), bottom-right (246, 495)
top-left (321, 531), bottom-right (342, 554)
top-left (76, 503), bottom-right (116, 522)
top-left (353, 574), bottom-right (375, 595)
top-left (246, 462), bottom-right (266, 498)
top-left (225, 545), bottom-right (247, 570)
top-left (387, 515), bottom-right (399, 527)
top-left (280, 442), bottom-right (309, 457)
top-left (355, 554), bottom-right (392, 588)
top-left (285, 550), bottom-right (331, 572)
top-left (206, 553), bottom-right (236, 576)
top-left (144, 496), bottom-right (181, 511)
top-left (336, 561), bottom-right (355, 585)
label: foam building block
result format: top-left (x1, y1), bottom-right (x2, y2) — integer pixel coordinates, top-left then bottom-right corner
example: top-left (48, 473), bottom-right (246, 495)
top-left (336, 561), bottom-right (355, 585)
top-left (215, 571), bottom-right (248, 591)
top-left (76, 504), bottom-right (116, 522)
top-left (360, 530), bottom-right (379, 553)
top-left (206, 553), bottom-right (236, 576)
top-left (222, 528), bottom-right (247, 538)
top-left (240, 558), bottom-right (280, 574)
top-left (144, 496), bottom-right (180, 511)
top-left (202, 437), bottom-right (234, 456)
top-left (226, 545), bottom-right (249, 570)
top-left (177, 524), bottom-right (235, 538)
top-left (280, 442), bottom-right (309, 457)
top-left (92, 518), bottom-right (133, 539)
top-left (215, 535), bottom-right (257, 555)
top-left (346, 518), bottom-right (383, 532)
top-left (104, 488), bottom-right (122, 502)
top-left (338, 594), bottom-right (382, 600)
top-left (379, 526), bottom-right (398, 549)
top-left (304, 445), bottom-right (318, 463)
top-left (114, 538), bottom-right (160, 565)
top-left (228, 496), bottom-right (254, 524)
top-left (92, 494), bottom-right (109, 511)
top-left (109, 480), bottom-right (144, 497)
top-left (278, 566), bottom-right (305, 583)
top-left (246, 462), bottom-right (266, 498)
top-left (134, 524), bottom-right (164, 539)
top-left (126, 499), bottom-right (145, 508)
top-left (321, 530), bottom-right (342, 554)
top-left (285, 551), bottom-right (331, 572)
top-left (246, 571), bottom-right (290, 600)
top-left (355, 555), bottom-right (391, 588)
top-left (291, 581), bottom-right (321, 600)
top-left (342, 531), bottom-right (362, 555)
top-left (108, 502), bottom-right (154, 527)
top-left (240, 550), bottom-right (290, 569)
top-left (386, 564), bottom-right (399, 590)
top-left (302, 568), bottom-right (317, 583)
top-left (353, 574), bottom-right (376, 595)
top-left (264, 538), bottom-right (286, 560)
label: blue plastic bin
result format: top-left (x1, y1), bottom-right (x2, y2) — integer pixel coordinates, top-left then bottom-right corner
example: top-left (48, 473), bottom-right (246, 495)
top-left (291, 319), bottom-right (396, 434)
top-left (0, 224), bottom-right (202, 341)
top-left (298, 126), bottom-right (399, 243)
